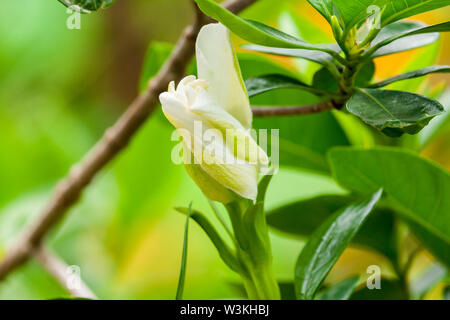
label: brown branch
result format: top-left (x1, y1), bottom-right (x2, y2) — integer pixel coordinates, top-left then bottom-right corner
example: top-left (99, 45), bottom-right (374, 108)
top-left (252, 101), bottom-right (335, 117)
top-left (33, 245), bottom-right (97, 299)
top-left (0, 0), bottom-right (259, 282)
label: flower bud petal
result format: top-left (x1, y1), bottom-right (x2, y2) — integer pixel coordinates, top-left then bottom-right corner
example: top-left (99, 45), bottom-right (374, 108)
top-left (196, 23), bottom-right (252, 130)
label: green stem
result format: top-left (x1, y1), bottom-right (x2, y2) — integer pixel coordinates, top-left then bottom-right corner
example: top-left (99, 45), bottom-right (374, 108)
top-left (225, 202), bottom-right (280, 300)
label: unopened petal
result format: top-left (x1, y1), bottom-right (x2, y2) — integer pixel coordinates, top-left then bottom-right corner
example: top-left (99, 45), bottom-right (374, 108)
top-left (196, 23), bottom-right (252, 129)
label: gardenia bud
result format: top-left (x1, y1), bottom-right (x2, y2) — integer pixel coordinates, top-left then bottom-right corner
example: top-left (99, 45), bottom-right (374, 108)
top-left (159, 23), bottom-right (269, 203)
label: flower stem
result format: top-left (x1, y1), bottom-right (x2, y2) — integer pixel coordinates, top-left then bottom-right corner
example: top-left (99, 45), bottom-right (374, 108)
top-left (226, 201), bottom-right (280, 300)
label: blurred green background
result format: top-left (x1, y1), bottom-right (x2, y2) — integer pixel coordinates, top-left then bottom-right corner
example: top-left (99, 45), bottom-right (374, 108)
top-left (0, 0), bottom-right (448, 299)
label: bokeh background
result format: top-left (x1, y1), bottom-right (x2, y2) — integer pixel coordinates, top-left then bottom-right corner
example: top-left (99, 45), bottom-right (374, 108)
top-left (0, 0), bottom-right (448, 299)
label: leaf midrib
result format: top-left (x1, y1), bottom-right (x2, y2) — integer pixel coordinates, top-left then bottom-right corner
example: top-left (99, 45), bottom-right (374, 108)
top-left (383, 0), bottom-right (434, 26)
top-left (357, 88), bottom-right (398, 120)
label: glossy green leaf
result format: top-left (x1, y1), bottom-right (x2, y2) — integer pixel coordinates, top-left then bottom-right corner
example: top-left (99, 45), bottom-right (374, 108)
top-left (246, 74), bottom-right (328, 97)
top-left (380, 0), bottom-right (450, 26)
top-left (329, 0), bottom-right (450, 30)
top-left (175, 207), bottom-right (240, 272)
top-left (267, 195), bottom-right (397, 261)
top-left (368, 65), bottom-right (450, 88)
top-left (242, 44), bottom-right (334, 66)
top-left (369, 21), bottom-right (448, 58)
top-left (295, 189), bottom-right (383, 300)
top-left (58, 0), bottom-right (114, 12)
top-left (315, 276), bottom-right (360, 300)
top-left (312, 67), bottom-right (339, 93)
top-left (346, 89), bottom-right (444, 137)
top-left (176, 202), bottom-right (191, 300)
top-left (328, 148), bottom-right (450, 267)
top-left (194, 0), bottom-right (339, 55)
top-left (331, 0), bottom-right (378, 29)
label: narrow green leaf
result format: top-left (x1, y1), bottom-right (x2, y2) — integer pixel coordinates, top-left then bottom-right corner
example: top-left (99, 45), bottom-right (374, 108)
top-left (295, 189), bottom-right (383, 300)
top-left (368, 21), bottom-right (449, 58)
top-left (175, 207), bottom-right (240, 272)
top-left (306, 0), bottom-right (335, 23)
top-left (368, 66), bottom-right (450, 89)
top-left (315, 276), bottom-right (360, 300)
top-left (245, 74), bottom-right (329, 97)
top-left (328, 147), bottom-right (450, 267)
top-left (242, 44), bottom-right (334, 66)
top-left (347, 89), bottom-right (444, 137)
top-left (194, 0), bottom-right (340, 55)
top-left (257, 173), bottom-right (273, 203)
top-left (176, 202), bottom-right (192, 300)
top-left (58, 0), bottom-right (115, 12)
top-left (267, 195), bottom-right (397, 262)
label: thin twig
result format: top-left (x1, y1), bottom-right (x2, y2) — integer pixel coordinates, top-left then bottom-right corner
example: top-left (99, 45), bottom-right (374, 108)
top-left (33, 246), bottom-right (97, 299)
top-left (0, 0), bottom-right (259, 282)
top-left (252, 101), bottom-right (335, 117)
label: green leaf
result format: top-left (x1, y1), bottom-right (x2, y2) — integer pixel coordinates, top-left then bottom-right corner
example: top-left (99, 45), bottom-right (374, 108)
top-left (329, 0), bottom-right (450, 30)
top-left (328, 147), bottom-right (450, 267)
top-left (175, 207), bottom-right (240, 272)
top-left (315, 276), bottom-right (360, 300)
top-left (139, 42), bottom-right (174, 93)
top-left (242, 44), bottom-right (334, 66)
top-left (368, 21), bottom-right (448, 58)
top-left (176, 202), bottom-right (191, 300)
top-left (246, 74), bottom-right (330, 98)
top-left (368, 65), bottom-right (450, 89)
top-left (267, 195), bottom-right (397, 261)
top-left (312, 67), bottom-right (339, 93)
top-left (58, 0), bottom-right (114, 12)
top-left (194, 0), bottom-right (339, 55)
top-left (330, 0), bottom-right (378, 29)
top-left (294, 189), bottom-right (383, 300)
top-left (306, 0), bottom-right (335, 23)
top-left (346, 89), bottom-right (444, 137)
top-left (380, 0), bottom-right (450, 27)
